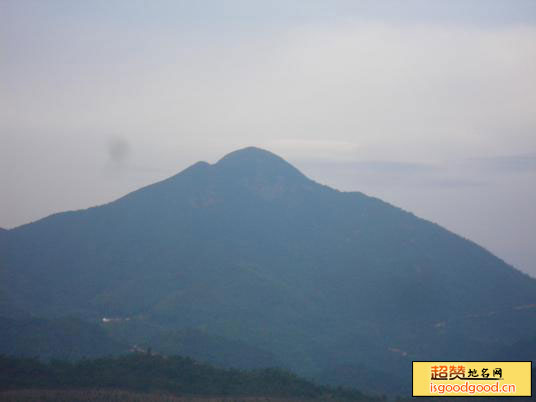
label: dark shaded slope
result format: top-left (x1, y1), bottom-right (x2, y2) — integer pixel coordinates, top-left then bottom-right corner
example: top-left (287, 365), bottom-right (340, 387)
top-left (495, 330), bottom-right (536, 362)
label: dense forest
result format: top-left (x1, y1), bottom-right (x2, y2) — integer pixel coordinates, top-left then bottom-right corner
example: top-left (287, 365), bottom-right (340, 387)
top-left (0, 353), bottom-right (381, 401)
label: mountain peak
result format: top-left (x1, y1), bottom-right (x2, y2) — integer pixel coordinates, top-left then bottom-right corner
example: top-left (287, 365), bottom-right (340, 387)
top-left (217, 147), bottom-right (286, 164)
top-left (215, 146), bottom-right (307, 183)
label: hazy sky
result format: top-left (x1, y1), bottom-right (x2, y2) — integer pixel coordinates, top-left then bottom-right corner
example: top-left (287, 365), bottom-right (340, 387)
top-left (2, 1), bottom-right (536, 275)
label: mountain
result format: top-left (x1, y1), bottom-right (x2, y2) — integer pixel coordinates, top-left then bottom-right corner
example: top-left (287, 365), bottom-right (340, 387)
top-left (1, 147), bottom-right (535, 391)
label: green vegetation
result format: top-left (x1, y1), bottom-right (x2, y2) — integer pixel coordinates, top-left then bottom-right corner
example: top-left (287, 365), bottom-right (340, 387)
top-left (0, 354), bottom-right (380, 401)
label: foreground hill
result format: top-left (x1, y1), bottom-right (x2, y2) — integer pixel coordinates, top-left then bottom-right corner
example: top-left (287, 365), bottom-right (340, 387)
top-left (1, 147), bottom-right (535, 391)
top-left (0, 354), bottom-right (378, 401)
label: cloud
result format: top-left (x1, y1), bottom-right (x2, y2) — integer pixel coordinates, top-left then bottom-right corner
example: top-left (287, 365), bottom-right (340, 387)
top-left (3, 16), bottom-right (535, 167)
top-left (295, 158), bottom-right (485, 190)
top-left (466, 154), bottom-right (536, 173)
top-left (267, 139), bottom-right (359, 161)
top-left (344, 161), bottom-right (434, 173)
